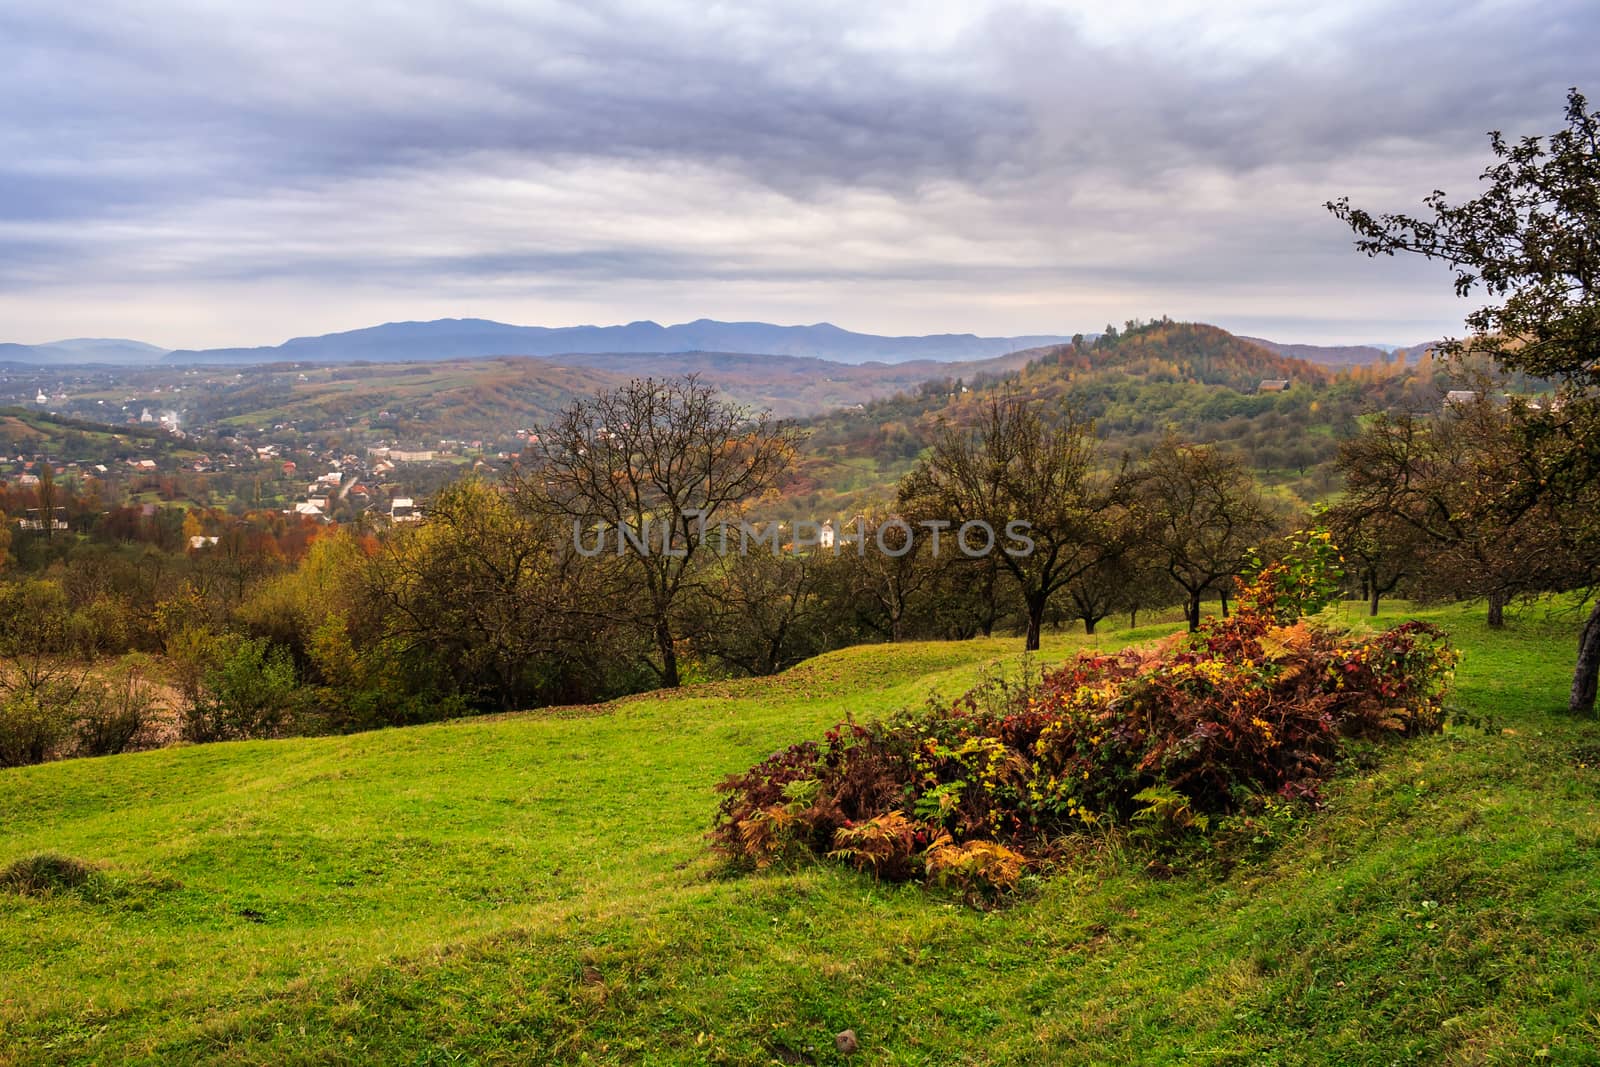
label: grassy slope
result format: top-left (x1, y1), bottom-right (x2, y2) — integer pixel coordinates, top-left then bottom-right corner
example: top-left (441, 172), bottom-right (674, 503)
top-left (2, 604), bottom-right (1599, 1065)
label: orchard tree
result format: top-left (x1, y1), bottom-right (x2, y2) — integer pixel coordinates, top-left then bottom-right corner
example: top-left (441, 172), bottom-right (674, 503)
top-left (899, 397), bottom-right (1112, 650)
top-left (1332, 404), bottom-right (1564, 627)
top-left (364, 479), bottom-right (597, 710)
top-left (1131, 437), bottom-right (1278, 631)
top-left (518, 376), bottom-right (799, 688)
top-left (1328, 89), bottom-right (1599, 389)
top-left (688, 548), bottom-right (832, 676)
top-left (1326, 499), bottom-right (1425, 617)
top-left (1329, 88), bottom-right (1600, 712)
top-left (842, 511), bottom-right (943, 644)
top-left (1062, 504), bottom-right (1144, 635)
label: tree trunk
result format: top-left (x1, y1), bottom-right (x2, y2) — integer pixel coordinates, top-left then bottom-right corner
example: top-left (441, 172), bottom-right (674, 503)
top-left (1024, 598), bottom-right (1045, 651)
top-left (1571, 599), bottom-right (1600, 716)
top-left (1186, 593), bottom-right (1202, 632)
top-left (656, 620), bottom-right (680, 688)
top-left (1369, 582), bottom-right (1382, 617)
top-left (1129, 608), bottom-right (1139, 629)
top-left (1487, 592), bottom-right (1507, 630)
top-left (1083, 617), bottom-right (1097, 636)
top-left (979, 567), bottom-right (997, 637)
top-left (1219, 588), bottom-right (1230, 618)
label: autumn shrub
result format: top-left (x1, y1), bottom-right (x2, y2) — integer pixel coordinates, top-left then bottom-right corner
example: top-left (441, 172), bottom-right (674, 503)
top-left (712, 566), bottom-right (1457, 896)
top-left (828, 810), bottom-right (921, 881)
top-left (1245, 526), bottom-right (1347, 623)
top-left (922, 837), bottom-right (1028, 904)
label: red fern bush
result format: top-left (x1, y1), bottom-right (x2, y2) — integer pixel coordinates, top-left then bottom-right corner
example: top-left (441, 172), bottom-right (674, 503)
top-left (712, 569), bottom-right (1457, 894)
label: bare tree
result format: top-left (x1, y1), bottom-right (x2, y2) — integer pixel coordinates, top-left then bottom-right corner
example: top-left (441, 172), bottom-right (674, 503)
top-left (899, 397), bottom-right (1111, 650)
top-left (517, 376), bottom-right (800, 688)
top-left (37, 462), bottom-right (57, 543)
top-left (1326, 500), bottom-right (1426, 617)
top-left (1131, 438), bottom-right (1278, 631)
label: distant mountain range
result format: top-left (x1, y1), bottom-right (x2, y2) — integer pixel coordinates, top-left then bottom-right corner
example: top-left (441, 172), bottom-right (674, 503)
top-left (0, 319), bottom-right (1421, 370)
top-left (156, 318), bottom-right (1076, 366)
top-left (0, 338), bottom-right (170, 364)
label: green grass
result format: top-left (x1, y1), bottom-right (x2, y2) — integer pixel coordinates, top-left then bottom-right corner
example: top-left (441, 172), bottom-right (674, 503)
top-left (3, 603), bottom-right (1600, 1064)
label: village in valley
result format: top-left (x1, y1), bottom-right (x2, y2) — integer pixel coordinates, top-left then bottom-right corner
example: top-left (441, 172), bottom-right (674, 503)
top-left (0, 362), bottom-right (553, 533)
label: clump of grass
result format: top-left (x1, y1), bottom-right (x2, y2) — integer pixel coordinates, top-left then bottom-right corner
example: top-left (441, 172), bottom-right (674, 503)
top-left (0, 853), bottom-right (100, 898)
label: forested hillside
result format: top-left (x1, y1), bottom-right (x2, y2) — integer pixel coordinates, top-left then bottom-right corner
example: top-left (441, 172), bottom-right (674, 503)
top-left (788, 319), bottom-right (1475, 514)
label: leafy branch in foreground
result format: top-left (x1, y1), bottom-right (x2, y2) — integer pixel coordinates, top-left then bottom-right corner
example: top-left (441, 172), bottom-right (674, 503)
top-left (1329, 87), bottom-right (1600, 713)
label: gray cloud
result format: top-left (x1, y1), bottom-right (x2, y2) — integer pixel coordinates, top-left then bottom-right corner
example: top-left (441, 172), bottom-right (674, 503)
top-left (0, 0), bottom-right (1594, 345)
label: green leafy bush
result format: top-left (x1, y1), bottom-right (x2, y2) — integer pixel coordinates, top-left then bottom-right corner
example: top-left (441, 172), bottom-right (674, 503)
top-left (176, 631), bottom-right (298, 743)
top-left (0, 656), bottom-right (158, 767)
top-left (1245, 526), bottom-right (1347, 623)
top-left (712, 570), bottom-right (1457, 894)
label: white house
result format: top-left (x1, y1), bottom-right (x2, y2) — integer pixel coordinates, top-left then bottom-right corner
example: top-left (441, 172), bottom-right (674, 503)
top-left (388, 497), bottom-right (423, 523)
top-left (18, 507), bottom-right (68, 532)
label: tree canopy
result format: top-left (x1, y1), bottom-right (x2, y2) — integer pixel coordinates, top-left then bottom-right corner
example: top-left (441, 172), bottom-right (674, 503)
top-left (1330, 88), bottom-right (1600, 713)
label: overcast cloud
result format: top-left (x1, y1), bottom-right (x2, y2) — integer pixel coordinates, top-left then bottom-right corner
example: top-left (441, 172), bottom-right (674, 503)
top-left (0, 0), bottom-right (1594, 347)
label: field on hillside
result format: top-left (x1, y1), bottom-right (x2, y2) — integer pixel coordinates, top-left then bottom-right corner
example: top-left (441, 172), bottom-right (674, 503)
top-left (3, 603), bottom-right (1600, 1064)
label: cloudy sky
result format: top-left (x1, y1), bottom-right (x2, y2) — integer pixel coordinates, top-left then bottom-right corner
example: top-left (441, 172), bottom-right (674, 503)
top-left (1, 0), bottom-right (1594, 349)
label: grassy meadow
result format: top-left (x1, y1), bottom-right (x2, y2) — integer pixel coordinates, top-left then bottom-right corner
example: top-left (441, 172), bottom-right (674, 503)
top-left (3, 601), bottom-right (1599, 1064)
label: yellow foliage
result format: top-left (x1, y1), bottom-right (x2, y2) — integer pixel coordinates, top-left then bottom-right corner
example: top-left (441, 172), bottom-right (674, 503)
top-left (827, 810), bottom-right (918, 879)
top-left (737, 805), bottom-right (798, 869)
top-left (922, 837), bottom-right (1026, 901)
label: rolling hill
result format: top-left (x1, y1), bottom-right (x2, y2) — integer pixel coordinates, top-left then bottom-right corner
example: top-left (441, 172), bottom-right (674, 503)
top-left (14, 345), bottom-right (1044, 452)
top-left (2, 602), bottom-right (1594, 1063)
top-left (1240, 336), bottom-right (1436, 369)
top-left (524, 347), bottom-right (1036, 416)
top-left (0, 406), bottom-right (178, 456)
top-left (785, 320), bottom-right (1380, 513)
